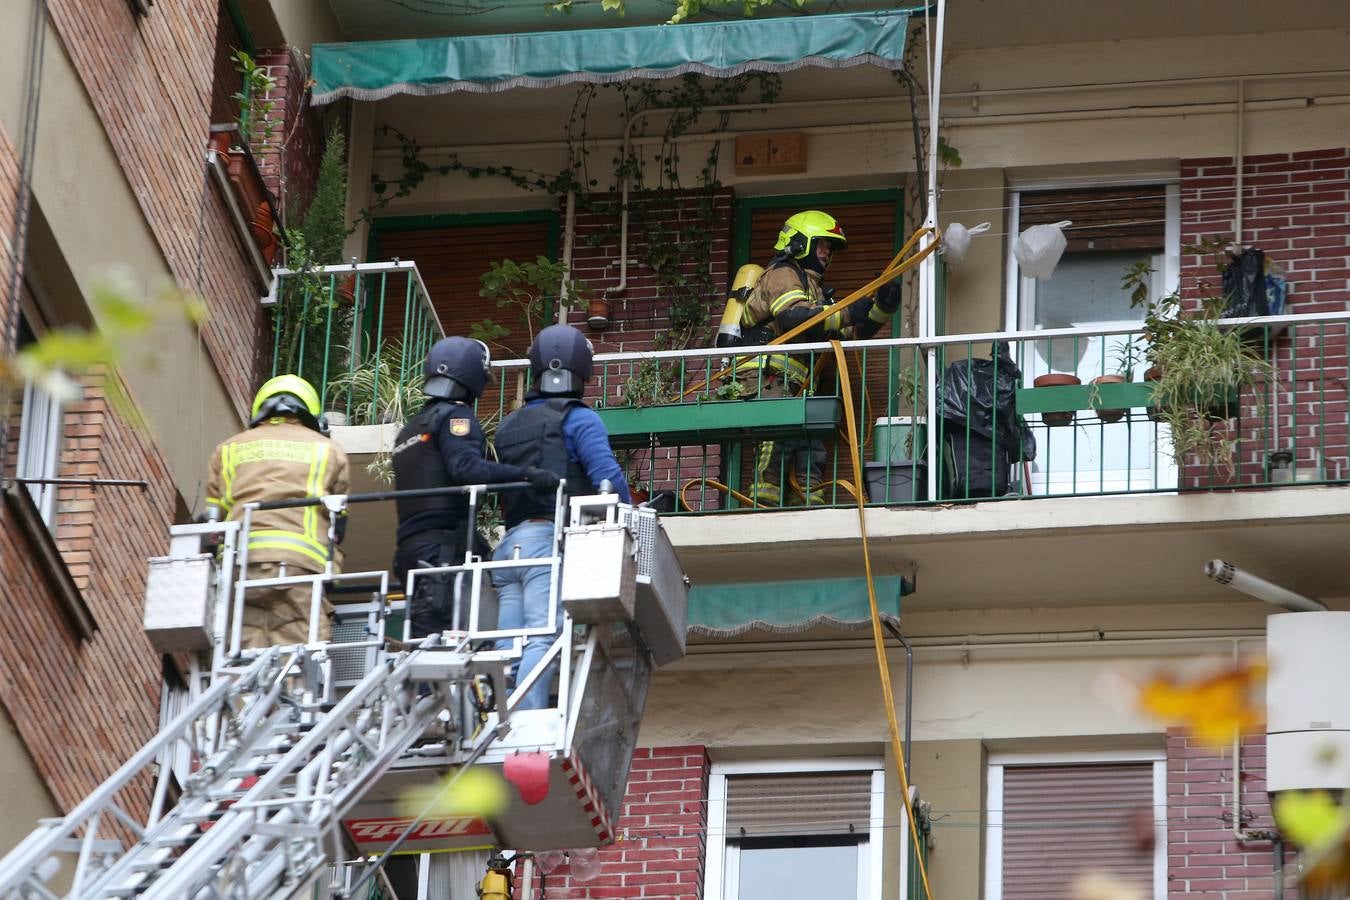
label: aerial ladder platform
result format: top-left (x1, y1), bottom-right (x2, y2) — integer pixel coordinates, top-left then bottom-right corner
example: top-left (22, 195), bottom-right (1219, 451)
top-left (0, 482), bottom-right (688, 899)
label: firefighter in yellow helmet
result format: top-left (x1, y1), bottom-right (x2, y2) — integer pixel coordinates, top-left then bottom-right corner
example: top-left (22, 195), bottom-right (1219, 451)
top-left (205, 375), bottom-right (350, 648)
top-left (737, 210), bottom-right (901, 505)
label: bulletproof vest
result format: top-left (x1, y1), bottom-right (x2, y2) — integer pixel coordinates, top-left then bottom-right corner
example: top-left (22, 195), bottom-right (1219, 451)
top-left (495, 398), bottom-right (595, 527)
top-left (392, 401), bottom-right (464, 541)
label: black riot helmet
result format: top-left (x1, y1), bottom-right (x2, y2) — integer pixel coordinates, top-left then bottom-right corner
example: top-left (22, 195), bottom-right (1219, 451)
top-left (528, 325), bottom-right (593, 396)
top-left (423, 337), bottom-right (494, 401)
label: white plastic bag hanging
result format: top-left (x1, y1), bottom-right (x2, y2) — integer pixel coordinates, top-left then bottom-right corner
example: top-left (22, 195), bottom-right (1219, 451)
top-left (1014, 220), bottom-right (1071, 280)
top-left (940, 221), bottom-right (990, 263)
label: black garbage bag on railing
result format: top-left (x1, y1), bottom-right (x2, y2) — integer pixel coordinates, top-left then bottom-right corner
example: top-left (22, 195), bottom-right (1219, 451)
top-left (1221, 248), bottom-right (1269, 319)
top-left (937, 341), bottom-right (1036, 498)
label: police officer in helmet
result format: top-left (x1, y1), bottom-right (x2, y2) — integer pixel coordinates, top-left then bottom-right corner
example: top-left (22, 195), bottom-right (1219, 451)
top-left (491, 324), bottom-right (630, 709)
top-left (392, 337), bottom-right (559, 639)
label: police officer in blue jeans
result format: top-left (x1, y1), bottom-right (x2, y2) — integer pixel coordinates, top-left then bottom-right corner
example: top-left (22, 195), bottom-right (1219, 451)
top-left (492, 325), bottom-right (630, 709)
top-left (392, 337), bottom-right (560, 639)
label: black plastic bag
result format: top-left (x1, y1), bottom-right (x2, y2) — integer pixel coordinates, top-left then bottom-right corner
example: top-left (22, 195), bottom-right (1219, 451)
top-left (1221, 248), bottom-right (1269, 318)
top-left (938, 341), bottom-right (1037, 463)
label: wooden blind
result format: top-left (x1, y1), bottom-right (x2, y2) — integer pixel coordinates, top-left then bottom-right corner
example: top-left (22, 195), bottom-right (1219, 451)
top-left (374, 220), bottom-right (553, 358)
top-left (1018, 186), bottom-right (1166, 254)
top-left (1001, 763), bottom-right (1156, 898)
top-left (746, 202), bottom-right (899, 293)
top-left (725, 771), bottom-right (873, 837)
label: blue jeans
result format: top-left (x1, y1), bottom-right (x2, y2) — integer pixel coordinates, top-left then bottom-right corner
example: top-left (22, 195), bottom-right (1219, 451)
top-left (492, 521), bottom-right (561, 710)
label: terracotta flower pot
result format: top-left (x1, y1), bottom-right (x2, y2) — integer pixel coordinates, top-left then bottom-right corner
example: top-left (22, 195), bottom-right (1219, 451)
top-left (1091, 374), bottom-right (1128, 423)
top-left (1033, 372), bottom-right (1081, 426)
top-left (629, 488), bottom-right (650, 504)
top-left (207, 130), bottom-right (232, 157)
top-left (336, 274), bottom-right (358, 306)
top-left (587, 299), bottom-right (611, 331)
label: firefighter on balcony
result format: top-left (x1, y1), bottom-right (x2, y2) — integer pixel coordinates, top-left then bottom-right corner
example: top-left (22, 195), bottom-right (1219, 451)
top-left (736, 210), bottom-right (901, 505)
top-left (492, 325), bottom-right (630, 709)
top-left (392, 337), bottom-right (560, 639)
top-left (205, 375), bottom-right (350, 648)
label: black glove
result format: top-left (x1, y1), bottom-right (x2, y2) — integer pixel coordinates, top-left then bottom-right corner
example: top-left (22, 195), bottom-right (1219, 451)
top-left (524, 467), bottom-right (561, 490)
top-left (875, 282), bottom-right (901, 315)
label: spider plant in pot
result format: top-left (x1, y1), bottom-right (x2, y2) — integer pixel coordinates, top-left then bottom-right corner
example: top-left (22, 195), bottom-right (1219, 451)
top-left (1123, 250), bottom-right (1276, 475)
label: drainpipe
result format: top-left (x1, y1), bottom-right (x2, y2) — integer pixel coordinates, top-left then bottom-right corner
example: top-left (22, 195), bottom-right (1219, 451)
top-left (883, 620), bottom-right (914, 775)
top-left (558, 188), bottom-right (576, 323)
top-left (1234, 77), bottom-right (1246, 248)
top-left (920, 0), bottom-right (947, 506)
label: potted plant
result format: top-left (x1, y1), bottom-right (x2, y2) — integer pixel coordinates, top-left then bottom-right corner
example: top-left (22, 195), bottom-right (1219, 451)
top-left (587, 297), bottom-right (612, 331)
top-left (470, 257), bottom-right (588, 356)
top-left (274, 129), bottom-right (353, 378)
top-left (1032, 371), bottom-right (1081, 426)
top-left (1123, 246), bottom-right (1276, 474)
top-left (211, 52), bottom-right (278, 263)
top-left (1090, 338), bottom-right (1143, 424)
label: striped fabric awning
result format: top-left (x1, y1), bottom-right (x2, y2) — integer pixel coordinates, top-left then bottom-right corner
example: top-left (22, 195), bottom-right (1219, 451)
top-left (311, 10), bottom-right (911, 103)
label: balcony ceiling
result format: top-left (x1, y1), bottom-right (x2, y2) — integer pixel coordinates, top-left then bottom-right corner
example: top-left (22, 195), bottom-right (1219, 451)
top-left (662, 486), bottom-right (1350, 614)
top-left (325, 0), bottom-right (1349, 45)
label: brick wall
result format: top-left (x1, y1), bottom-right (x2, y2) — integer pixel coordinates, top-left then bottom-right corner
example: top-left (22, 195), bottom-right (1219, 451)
top-left (0, 369), bottom-right (173, 815)
top-left (45, 0), bottom-right (271, 417)
top-left (1167, 728), bottom-right (1297, 898)
top-left (254, 46), bottom-right (325, 222)
top-left (1178, 148), bottom-right (1350, 489)
top-left (541, 745), bottom-right (710, 899)
top-left (569, 190), bottom-right (734, 504)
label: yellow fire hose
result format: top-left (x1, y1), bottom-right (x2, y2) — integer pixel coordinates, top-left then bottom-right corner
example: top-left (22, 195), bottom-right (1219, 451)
top-left (833, 337), bottom-right (934, 900)
top-left (669, 227), bottom-right (940, 896)
top-left (677, 226), bottom-right (941, 511)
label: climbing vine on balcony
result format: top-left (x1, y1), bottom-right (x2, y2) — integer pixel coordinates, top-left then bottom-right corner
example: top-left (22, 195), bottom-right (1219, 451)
top-left (368, 73), bottom-right (781, 349)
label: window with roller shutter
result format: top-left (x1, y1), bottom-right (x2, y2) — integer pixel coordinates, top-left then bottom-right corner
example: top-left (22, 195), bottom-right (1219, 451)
top-left (706, 761), bottom-right (889, 900)
top-left (985, 752), bottom-right (1167, 899)
top-left (369, 214), bottom-right (557, 359)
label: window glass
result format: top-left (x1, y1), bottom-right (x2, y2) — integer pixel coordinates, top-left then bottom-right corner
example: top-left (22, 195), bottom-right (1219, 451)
top-left (735, 841), bottom-right (858, 900)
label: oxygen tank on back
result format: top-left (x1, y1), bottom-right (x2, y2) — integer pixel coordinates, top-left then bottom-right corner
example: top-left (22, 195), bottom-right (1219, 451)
top-left (715, 264), bottom-right (764, 348)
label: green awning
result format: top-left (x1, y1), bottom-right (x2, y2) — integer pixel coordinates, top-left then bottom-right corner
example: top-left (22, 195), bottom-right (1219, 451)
top-left (689, 575), bottom-right (906, 637)
top-left (311, 9), bottom-right (910, 103)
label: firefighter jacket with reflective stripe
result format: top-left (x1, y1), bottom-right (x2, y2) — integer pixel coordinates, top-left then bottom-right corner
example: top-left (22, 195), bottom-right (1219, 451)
top-left (391, 399), bottom-right (531, 544)
top-left (205, 418), bottom-right (350, 572)
top-left (738, 259), bottom-right (888, 384)
top-left (495, 397), bottom-right (599, 528)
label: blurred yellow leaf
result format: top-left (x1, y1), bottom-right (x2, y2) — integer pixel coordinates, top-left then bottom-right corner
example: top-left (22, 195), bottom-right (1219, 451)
top-left (397, 766), bottom-right (508, 821)
top-left (1137, 662), bottom-right (1265, 747)
top-left (1275, 791), bottom-right (1350, 853)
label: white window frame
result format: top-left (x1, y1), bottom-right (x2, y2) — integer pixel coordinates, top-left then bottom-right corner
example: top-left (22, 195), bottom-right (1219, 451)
top-left (706, 758), bottom-right (888, 900)
top-left (14, 307), bottom-right (63, 526)
top-left (1003, 175), bottom-right (1181, 334)
top-left (1003, 177), bottom-right (1181, 494)
top-left (984, 749), bottom-right (1167, 900)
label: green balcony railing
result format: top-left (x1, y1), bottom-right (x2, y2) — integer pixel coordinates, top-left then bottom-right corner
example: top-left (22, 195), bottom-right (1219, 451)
top-left (488, 310), bottom-right (1350, 513)
top-left (265, 261), bottom-right (443, 426)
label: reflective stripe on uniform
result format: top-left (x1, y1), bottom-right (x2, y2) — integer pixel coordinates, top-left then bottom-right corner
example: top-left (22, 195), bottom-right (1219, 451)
top-left (733, 353), bottom-right (811, 385)
top-left (248, 530), bottom-right (330, 567)
top-left (768, 288), bottom-right (809, 316)
top-left (303, 442), bottom-right (330, 550)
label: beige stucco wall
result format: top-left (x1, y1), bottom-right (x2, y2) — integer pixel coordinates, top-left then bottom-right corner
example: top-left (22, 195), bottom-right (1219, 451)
top-left (0, 704), bottom-right (66, 890)
top-left (0, 12), bottom-right (241, 503)
top-left (359, 26), bottom-right (1350, 223)
top-left (643, 596), bottom-right (1263, 898)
